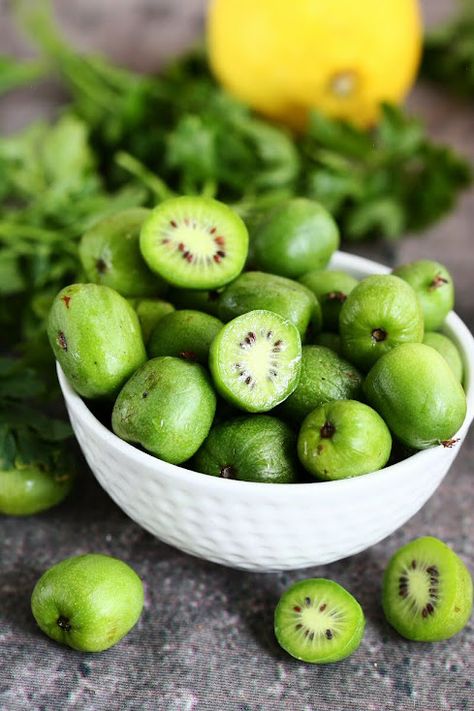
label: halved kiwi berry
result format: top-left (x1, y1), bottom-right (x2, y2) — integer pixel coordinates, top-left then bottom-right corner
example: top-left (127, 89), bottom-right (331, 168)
top-left (274, 578), bottom-right (365, 663)
top-left (192, 415), bottom-right (298, 483)
top-left (382, 536), bottom-right (473, 642)
top-left (209, 310), bottom-right (302, 412)
top-left (140, 196), bottom-right (248, 289)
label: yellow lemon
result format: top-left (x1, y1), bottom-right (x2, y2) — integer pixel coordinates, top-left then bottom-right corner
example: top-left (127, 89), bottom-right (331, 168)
top-left (207, 0), bottom-right (422, 129)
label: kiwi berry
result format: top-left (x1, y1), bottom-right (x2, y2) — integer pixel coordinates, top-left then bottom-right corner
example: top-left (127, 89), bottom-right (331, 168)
top-left (217, 271), bottom-right (322, 338)
top-left (79, 208), bottom-right (165, 297)
top-left (148, 310), bottom-right (223, 365)
top-left (192, 415), bottom-right (298, 483)
top-left (313, 331), bottom-right (342, 355)
top-left (274, 578), bottom-right (365, 663)
top-left (382, 536), bottom-right (473, 642)
top-left (393, 260), bottom-right (454, 331)
top-left (134, 298), bottom-right (175, 344)
top-left (209, 310), bottom-right (302, 412)
top-left (167, 286), bottom-right (223, 318)
top-left (279, 346), bottom-right (363, 423)
top-left (299, 270), bottom-right (358, 331)
top-left (423, 332), bottom-right (463, 383)
top-left (140, 196), bottom-right (248, 289)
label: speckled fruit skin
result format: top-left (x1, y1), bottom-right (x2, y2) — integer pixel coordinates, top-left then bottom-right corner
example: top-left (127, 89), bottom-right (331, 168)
top-left (393, 260), bottom-right (454, 331)
top-left (339, 274), bottom-right (424, 371)
top-left (423, 332), bottom-right (463, 383)
top-left (148, 310), bottom-right (223, 365)
top-left (280, 346), bottom-right (362, 423)
top-left (364, 343), bottom-right (467, 450)
top-left (299, 269), bottom-right (358, 331)
top-left (382, 537), bottom-right (473, 642)
top-left (47, 284), bottom-right (147, 399)
top-left (297, 400), bottom-right (392, 480)
top-left (251, 199), bottom-right (340, 279)
top-left (217, 271), bottom-right (321, 338)
top-left (0, 464), bottom-right (74, 516)
top-left (192, 415), bottom-right (298, 483)
top-left (134, 298), bottom-right (175, 345)
top-left (31, 554), bottom-right (144, 652)
top-left (79, 208), bottom-right (165, 297)
top-left (112, 357), bottom-right (216, 464)
top-left (274, 578), bottom-right (365, 663)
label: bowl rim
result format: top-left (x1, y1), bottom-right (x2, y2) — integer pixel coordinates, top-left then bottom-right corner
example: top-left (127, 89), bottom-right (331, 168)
top-left (58, 250), bottom-right (474, 498)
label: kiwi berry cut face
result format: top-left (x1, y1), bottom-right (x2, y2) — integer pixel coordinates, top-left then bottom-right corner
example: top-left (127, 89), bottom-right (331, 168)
top-left (209, 310), bottom-right (302, 412)
top-left (382, 536), bottom-right (473, 642)
top-left (274, 578), bottom-right (365, 663)
top-left (140, 196), bottom-right (249, 289)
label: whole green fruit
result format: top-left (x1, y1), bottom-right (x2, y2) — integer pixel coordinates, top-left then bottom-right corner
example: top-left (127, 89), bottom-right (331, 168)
top-left (48, 284), bottom-right (146, 399)
top-left (339, 274), bottom-right (424, 371)
top-left (148, 310), bottom-right (223, 365)
top-left (112, 357), bottom-right (216, 463)
top-left (423, 332), bottom-right (463, 383)
top-left (297, 400), bottom-right (392, 480)
top-left (134, 298), bottom-right (175, 345)
top-left (192, 415), bottom-right (298, 483)
top-left (251, 198), bottom-right (339, 278)
top-left (79, 208), bottom-right (165, 297)
top-left (31, 553), bottom-right (144, 652)
top-left (279, 346), bottom-right (362, 422)
top-left (0, 463), bottom-right (74, 516)
top-left (299, 269), bottom-right (358, 331)
top-left (393, 260), bottom-right (454, 331)
top-left (364, 343), bottom-right (467, 449)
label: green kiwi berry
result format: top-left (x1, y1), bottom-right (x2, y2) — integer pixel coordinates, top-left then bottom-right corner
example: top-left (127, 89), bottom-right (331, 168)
top-left (423, 332), bottom-right (463, 383)
top-left (192, 415), bottom-right (298, 483)
top-left (112, 357), bottom-right (216, 464)
top-left (382, 537), bottom-right (473, 642)
top-left (148, 310), bottom-right (223, 365)
top-left (299, 270), bottom-right (358, 331)
top-left (393, 260), bottom-right (454, 331)
top-left (48, 284), bottom-right (146, 399)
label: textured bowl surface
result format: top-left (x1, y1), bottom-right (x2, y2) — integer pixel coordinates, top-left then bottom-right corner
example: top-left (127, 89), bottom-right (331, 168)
top-left (58, 251), bottom-right (474, 571)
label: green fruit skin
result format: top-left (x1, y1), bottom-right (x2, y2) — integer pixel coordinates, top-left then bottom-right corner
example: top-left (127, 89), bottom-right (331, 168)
top-left (297, 400), bottom-right (392, 480)
top-left (382, 537), bottom-right (473, 642)
top-left (364, 343), bottom-right (467, 449)
top-left (168, 287), bottom-right (223, 318)
top-left (148, 310), bottom-right (223, 365)
top-left (31, 554), bottom-right (144, 652)
top-left (280, 346), bottom-right (363, 423)
top-left (134, 298), bottom-right (175, 345)
top-left (192, 415), bottom-right (298, 483)
top-left (299, 270), bottom-right (358, 331)
top-left (251, 198), bottom-right (340, 279)
top-left (48, 284), bottom-right (147, 399)
top-left (423, 332), bottom-right (463, 383)
top-left (339, 274), bottom-right (424, 371)
top-left (313, 331), bottom-right (342, 355)
top-left (79, 209), bottom-right (166, 298)
top-left (209, 311), bottom-right (302, 413)
top-left (217, 271), bottom-right (322, 338)
top-left (0, 465), bottom-right (74, 516)
top-left (112, 357), bottom-right (216, 464)
top-left (274, 578), bottom-right (365, 664)
top-left (393, 260), bottom-right (454, 331)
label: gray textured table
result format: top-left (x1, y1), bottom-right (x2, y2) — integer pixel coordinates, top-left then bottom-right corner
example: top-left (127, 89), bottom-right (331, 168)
top-left (1, 2), bottom-right (473, 710)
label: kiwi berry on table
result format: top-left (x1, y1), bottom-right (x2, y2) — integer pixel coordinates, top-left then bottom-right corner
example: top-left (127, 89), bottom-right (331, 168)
top-left (47, 193), bottom-right (469, 481)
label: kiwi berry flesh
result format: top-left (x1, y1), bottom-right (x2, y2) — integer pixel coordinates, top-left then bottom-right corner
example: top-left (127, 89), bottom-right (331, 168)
top-left (382, 536), bottom-right (473, 642)
top-left (148, 309), bottom-right (223, 364)
top-left (192, 415), bottom-right (298, 483)
top-left (140, 196), bottom-right (248, 289)
top-left (217, 271), bottom-right (322, 338)
top-left (274, 578), bottom-right (365, 663)
top-left (209, 309), bottom-right (302, 412)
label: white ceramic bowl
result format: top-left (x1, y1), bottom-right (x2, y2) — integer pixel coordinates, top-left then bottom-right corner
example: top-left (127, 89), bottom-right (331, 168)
top-left (58, 251), bottom-right (474, 572)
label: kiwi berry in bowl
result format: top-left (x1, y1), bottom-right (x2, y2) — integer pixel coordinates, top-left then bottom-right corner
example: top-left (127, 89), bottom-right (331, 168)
top-left (55, 250), bottom-right (474, 572)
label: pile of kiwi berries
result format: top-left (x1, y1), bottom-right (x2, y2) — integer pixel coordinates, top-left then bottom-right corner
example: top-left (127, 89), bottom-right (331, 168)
top-left (49, 194), bottom-right (467, 482)
top-left (44, 195), bottom-right (474, 661)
